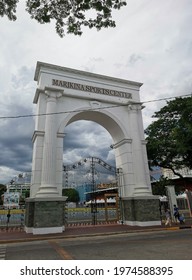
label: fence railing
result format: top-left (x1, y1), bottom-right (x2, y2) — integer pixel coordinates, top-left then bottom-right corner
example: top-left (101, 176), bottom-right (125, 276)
top-left (66, 207), bottom-right (119, 226)
top-left (0, 206), bottom-right (119, 230)
top-left (0, 209), bottom-right (25, 229)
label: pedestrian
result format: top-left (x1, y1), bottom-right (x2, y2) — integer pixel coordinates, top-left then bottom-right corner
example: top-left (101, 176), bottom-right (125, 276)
top-left (165, 208), bottom-right (172, 226)
top-left (7, 209), bottom-right (11, 223)
top-left (173, 204), bottom-right (180, 223)
top-left (179, 213), bottom-right (185, 224)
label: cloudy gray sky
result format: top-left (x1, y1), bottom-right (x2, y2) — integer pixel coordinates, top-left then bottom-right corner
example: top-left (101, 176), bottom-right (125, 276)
top-left (0, 0), bottom-right (192, 184)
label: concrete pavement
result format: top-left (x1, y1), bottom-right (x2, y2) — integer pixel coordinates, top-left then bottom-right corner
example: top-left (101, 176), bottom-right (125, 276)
top-left (1, 221), bottom-right (192, 244)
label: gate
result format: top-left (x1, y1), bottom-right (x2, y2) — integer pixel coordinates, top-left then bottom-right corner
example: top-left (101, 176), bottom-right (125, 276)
top-left (64, 157), bottom-right (120, 226)
top-left (65, 203), bottom-right (119, 226)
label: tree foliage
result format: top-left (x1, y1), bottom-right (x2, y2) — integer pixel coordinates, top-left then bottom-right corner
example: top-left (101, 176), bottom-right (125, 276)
top-left (151, 176), bottom-right (185, 196)
top-left (151, 176), bottom-right (171, 196)
top-left (145, 96), bottom-right (192, 178)
top-left (0, 184), bottom-right (7, 205)
top-left (62, 187), bottom-right (80, 202)
top-left (0, 0), bottom-right (127, 36)
top-left (0, 184), bottom-right (6, 193)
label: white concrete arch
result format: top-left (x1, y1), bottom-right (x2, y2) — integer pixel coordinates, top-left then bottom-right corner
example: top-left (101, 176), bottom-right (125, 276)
top-left (58, 107), bottom-right (127, 142)
top-left (25, 62), bottom-right (161, 234)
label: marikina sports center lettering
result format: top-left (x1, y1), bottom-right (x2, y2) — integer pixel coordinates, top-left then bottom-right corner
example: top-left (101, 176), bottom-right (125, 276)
top-left (52, 79), bottom-right (132, 99)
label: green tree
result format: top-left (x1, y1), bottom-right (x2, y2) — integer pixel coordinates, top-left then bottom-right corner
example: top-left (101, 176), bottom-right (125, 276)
top-left (151, 176), bottom-right (171, 196)
top-left (0, 184), bottom-right (6, 205)
top-left (152, 176), bottom-right (185, 196)
top-left (0, 0), bottom-right (127, 36)
top-left (25, 190), bottom-right (30, 198)
top-left (62, 187), bottom-right (80, 202)
top-left (145, 96), bottom-right (192, 178)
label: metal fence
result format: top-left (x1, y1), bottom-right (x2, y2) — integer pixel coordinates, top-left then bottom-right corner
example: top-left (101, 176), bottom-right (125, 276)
top-left (66, 207), bottom-right (119, 226)
top-left (0, 206), bottom-right (118, 230)
top-left (0, 209), bottom-right (25, 231)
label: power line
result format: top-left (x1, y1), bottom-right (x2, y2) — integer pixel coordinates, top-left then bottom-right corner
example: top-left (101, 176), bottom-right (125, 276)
top-left (142, 93), bottom-right (192, 104)
top-left (0, 93), bottom-right (191, 120)
top-left (0, 104), bottom-right (125, 120)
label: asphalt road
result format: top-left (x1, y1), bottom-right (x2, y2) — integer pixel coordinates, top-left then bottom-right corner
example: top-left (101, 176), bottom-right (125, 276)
top-left (3, 229), bottom-right (192, 260)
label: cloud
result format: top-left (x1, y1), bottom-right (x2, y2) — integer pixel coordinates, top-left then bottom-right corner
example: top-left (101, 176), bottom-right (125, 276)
top-left (63, 121), bottom-right (115, 164)
top-left (128, 54), bottom-right (144, 66)
top-left (62, 120), bottom-right (116, 186)
top-left (0, 0), bottom-right (192, 184)
top-left (0, 65), bottom-right (35, 183)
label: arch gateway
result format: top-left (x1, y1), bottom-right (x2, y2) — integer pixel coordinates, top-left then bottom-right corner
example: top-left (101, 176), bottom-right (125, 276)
top-left (25, 61), bottom-right (161, 234)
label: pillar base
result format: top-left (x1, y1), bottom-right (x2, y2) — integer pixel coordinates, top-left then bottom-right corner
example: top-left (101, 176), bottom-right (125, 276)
top-left (35, 184), bottom-right (60, 198)
top-left (121, 196), bottom-right (161, 226)
top-left (25, 196), bottom-right (67, 234)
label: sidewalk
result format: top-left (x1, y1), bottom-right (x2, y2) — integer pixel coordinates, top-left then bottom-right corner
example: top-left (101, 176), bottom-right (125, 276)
top-left (1, 221), bottom-right (192, 244)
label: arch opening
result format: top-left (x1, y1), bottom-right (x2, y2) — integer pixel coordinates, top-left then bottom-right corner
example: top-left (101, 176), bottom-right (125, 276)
top-left (63, 119), bottom-right (116, 168)
top-left (59, 109), bottom-right (127, 144)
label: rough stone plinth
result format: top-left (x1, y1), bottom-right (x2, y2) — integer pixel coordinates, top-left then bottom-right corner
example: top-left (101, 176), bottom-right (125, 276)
top-left (25, 197), bottom-right (67, 234)
top-left (121, 196), bottom-right (161, 226)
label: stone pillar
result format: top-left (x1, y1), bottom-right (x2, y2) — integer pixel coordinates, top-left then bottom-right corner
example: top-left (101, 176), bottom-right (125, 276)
top-left (35, 89), bottom-right (62, 198)
top-left (117, 103), bottom-right (161, 226)
top-left (165, 185), bottom-right (177, 220)
top-left (25, 88), bottom-right (67, 234)
top-left (30, 130), bottom-right (44, 197)
top-left (114, 139), bottom-right (134, 197)
top-left (25, 197), bottom-right (67, 234)
top-left (121, 197), bottom-right (161, 226)
top-left (127, 103), bottom-right (152, 196)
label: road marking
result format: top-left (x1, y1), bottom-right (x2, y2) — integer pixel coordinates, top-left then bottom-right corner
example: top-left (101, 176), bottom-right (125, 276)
top-left (0, 245), bottom-right (6, 260)
top-left (48, 240), bottom-right (74, 260)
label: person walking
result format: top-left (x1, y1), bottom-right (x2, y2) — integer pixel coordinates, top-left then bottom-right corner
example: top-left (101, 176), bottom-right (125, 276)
top-left (165, 208), bottom-right (172, 226)
top-left (173, 204), bottom-right (184, 224)
top-left (173, 204), bottom-right (180, 223)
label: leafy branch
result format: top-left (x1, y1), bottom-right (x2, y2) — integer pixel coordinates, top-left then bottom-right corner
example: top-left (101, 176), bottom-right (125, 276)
top-left (0, 0), bottom-right (127, 36)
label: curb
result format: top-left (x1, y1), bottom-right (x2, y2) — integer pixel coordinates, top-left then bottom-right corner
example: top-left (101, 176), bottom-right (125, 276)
top-left (179, 225), bottom-right (192, 229)
top-left (0, 226), bottom-right (190, 245)
top-left (164, 225), bottom-right (192, 231)
top-left (0, 224), bottom-right (191, 245)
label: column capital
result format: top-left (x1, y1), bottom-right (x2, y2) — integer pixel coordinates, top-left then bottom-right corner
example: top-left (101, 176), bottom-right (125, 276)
top-left (127, 102), bottom-right (145, 111)
top-left (44, 86), bottom-right (64, 100)
top-left (57, 132), bottom-right (66, 138)
top-left (32, 130), bottom-right (45, 143)
top-left (33, 87), bottom-right (64, 104)
top-left (113, 138), bottom-right (132, 149)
